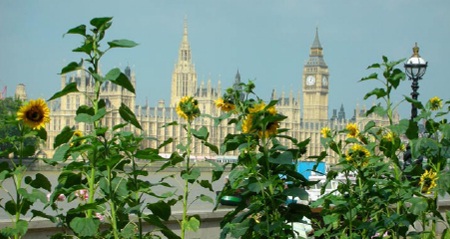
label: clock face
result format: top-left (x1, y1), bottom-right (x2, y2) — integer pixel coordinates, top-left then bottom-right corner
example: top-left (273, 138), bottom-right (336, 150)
top-left (306, 76), bottom-right (316, 86)
top-left (322, 76), bottom-right (328, 86)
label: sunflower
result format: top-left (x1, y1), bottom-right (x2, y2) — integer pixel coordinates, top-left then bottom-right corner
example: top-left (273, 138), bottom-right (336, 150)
top-left (345, 144), bottom-right (370, 166)
top-left (419, 169), bottom-right (438, 194)
top-left (16, 98), bottom-right (50, 130)
top-left (70, 130), bottom-right (84, 147)
top-left (346, 123), bottom-right (359, 138)
top-left (382, 131), bottom-right (395, 142)
top-left (176, 96), bottom-right (200, 121)
top-left (242, 102), bottom-right (279, 139)
top-left (320, 127), bottom-right (331, 138)
top-left (73, 130), bottom-right (83, 137)
top-left (429, 96), bottom-right (443, 111)
top-left (215, 97), bottom-right (235, 112)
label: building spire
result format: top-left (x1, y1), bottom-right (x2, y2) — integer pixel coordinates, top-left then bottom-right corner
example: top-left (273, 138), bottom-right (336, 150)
top-left (183, 15), bottom-right (188, 38)
top-left (306, 27), bottom-right (326, 67)
top-left (170, 16), bottom-right (197, 106)
top-left (311, 27), bottom-right (322, 49)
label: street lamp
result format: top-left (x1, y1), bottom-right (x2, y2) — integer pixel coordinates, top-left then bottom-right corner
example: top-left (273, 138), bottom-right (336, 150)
top-left (404, 43), bottom-right (427, 119)
top-left (402, 43), bottom-right (427, 172)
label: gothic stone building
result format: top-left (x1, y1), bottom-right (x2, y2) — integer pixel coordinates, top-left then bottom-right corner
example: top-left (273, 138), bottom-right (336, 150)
top-left (43, 19), bottom-right (395, 165)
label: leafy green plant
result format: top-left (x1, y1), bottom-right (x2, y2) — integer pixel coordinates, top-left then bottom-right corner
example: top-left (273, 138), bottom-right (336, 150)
top-left (47, 17), bottom-right (179, 239)
top-left (171, 95), bottom-right (220, 239)
top-left (214, 81), bottom-right (313, 239)
top-left (313, 56), bottom-right (450, 239)
top-left (0, 98), bottom-right (51, 239)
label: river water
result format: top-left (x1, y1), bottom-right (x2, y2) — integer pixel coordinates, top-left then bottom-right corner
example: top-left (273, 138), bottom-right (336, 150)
top-left (0, 170), bottom-right (226, 221)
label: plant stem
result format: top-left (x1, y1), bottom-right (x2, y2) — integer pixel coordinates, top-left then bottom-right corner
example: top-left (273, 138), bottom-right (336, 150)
top-left (13, 126), bottom-right (25, 239)
top-left (181, 120), bottom-right (193, 239)
top-left (130, 151), bottom-right (143, 239)
top-left (107, 164), bottom-right (120, 239)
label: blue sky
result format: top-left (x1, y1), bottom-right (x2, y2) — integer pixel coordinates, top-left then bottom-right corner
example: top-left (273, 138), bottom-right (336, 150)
top-left (1, 1), bottom-right (449, 118)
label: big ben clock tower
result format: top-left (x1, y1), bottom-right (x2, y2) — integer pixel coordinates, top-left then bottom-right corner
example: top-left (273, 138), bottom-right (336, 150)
top-left (302, 28), bottom-right (329, 122)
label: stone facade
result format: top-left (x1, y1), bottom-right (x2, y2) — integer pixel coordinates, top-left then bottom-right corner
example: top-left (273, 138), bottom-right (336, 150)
top-left (42, 19), bottom-right (396, 165)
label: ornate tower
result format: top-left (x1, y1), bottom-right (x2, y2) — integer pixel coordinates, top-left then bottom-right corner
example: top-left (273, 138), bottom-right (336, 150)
top-left (302, 28), bottom-right (329, 122)
top-left (14, 84), bottom-right (27, 101)
top-left (170, 17), bottom-right (197, 106)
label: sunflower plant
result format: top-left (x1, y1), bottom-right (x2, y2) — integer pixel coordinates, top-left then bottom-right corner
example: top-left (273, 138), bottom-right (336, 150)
top-left (214, 81), bottom-right (314, 239)
top-left (0, 98), bottom-right (51, 239)
top-left (45, 17), bottom-right (181, 239)
top-left (169, 95), bottom-right (224, 239)
top-left (313, 56), bottom-right (450, 239)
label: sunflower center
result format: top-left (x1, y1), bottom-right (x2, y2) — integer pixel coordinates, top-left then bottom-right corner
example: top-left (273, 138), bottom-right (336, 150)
top-left (27, 109), bottom-right (43, 122)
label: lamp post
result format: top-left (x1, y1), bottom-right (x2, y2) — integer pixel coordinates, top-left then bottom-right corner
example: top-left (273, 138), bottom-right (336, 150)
top-left (402, 43), bottom-right (427, 171)
top-left (404, 43), bottom-right (428, 119)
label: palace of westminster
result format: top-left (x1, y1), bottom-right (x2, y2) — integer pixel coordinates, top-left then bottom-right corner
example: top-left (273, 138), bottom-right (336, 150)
top-left (13, 19), bottom-right (394, 165)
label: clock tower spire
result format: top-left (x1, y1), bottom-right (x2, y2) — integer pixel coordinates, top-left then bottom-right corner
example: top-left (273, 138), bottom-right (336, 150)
top-left (302, 28), bottom-right (329, 122)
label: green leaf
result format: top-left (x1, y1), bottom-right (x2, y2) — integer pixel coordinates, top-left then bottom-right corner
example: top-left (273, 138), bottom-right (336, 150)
top-left (405, 96), bottom-right (424, 111)
top-left (108, 39), bottom-right (138, 48)
top-left (93, 107), bottom-right (107, 121)
top-left (367, 64), bottom-right (381, 69)
top-left (197, 180), bottom-right (213, 191)
top-left (407, 197), bottom-right (428, 215)
top-left (18, 188), bottom-right (47, 204)
top-left (59, 60), bottom-right (83, 75)
top-left (143, 215), bottom-right (181, 239)
top-left (184, 216), bottom-right (200, 232)
top-left (52, 144), bottom-right (70, 162)
top-left (73, 43), bottom-right (93, 54)
top-left (31, 210), bottom-right (56, 222)
top-left (158, 138), bottom-right (174, 150)
top-left (74, 113), bottom-right (92, 123)
top-left (135, 148), bottom-right (164, 161)
top-left (75, 106), bottom-right (106, 123)
top-left (48, 82), bottom-right (79, 101)
top-left (95, 126), bottom-right (108, 136)
top-left (99, 176), bottom-right (128, 199)
top-left (76, 105), bottom-right (95, 115)
top-left (104, 68), bottom-right (135, 93)
top-left (53, 126), bottom-right (73, 148)
top-left (181, 168), bottom-right (201, 183)
top-left (363, 88), bottom-right (387, 100)
top-left (21, 144), bottom-right (36, 158)
top-left (147, 201), bottom-right (171, 221)
top-left (120, 223), bottom-right (137, 239)
top-left (366, 105), bottom-right (386, 117)
top-left (158, 152), bottom-right (184, 172)
top-left (70, 217), bottom-right (100, 237)
top-left (206, 159), bottom-right (224, 182)
top-left (284, 187), bottom-right (309, 200)
top-left (202, 141), bottom-right (219, 154)
top-left (192, 126), bottom-right (209, 140)
top-left (35, 127), bottom-right (47, 141)
top-left (390, 68), bottom-right (405, 88)
top-left (0, 220), bottom-right (28, 237)
top-left (65, 24), bottom-right (86, 36)
top-left (58, 171), bottom-right (82, 188)
top-left (269, 151), bottom-right (294, 165)
top-left (248, 181), bottom-right (265, 193)
top-left (197, 194), bottom-right (214, 204)
top-left (29, 173), bottom-right (52, 191)
top-left (5, 200), bottom-right (16, 215)
top-left (0, 162), bottom-right (11, 180)
top-left (119, 103), bottom-right (142, 130)
top-left (90, 17), bottom-right (113, 29)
